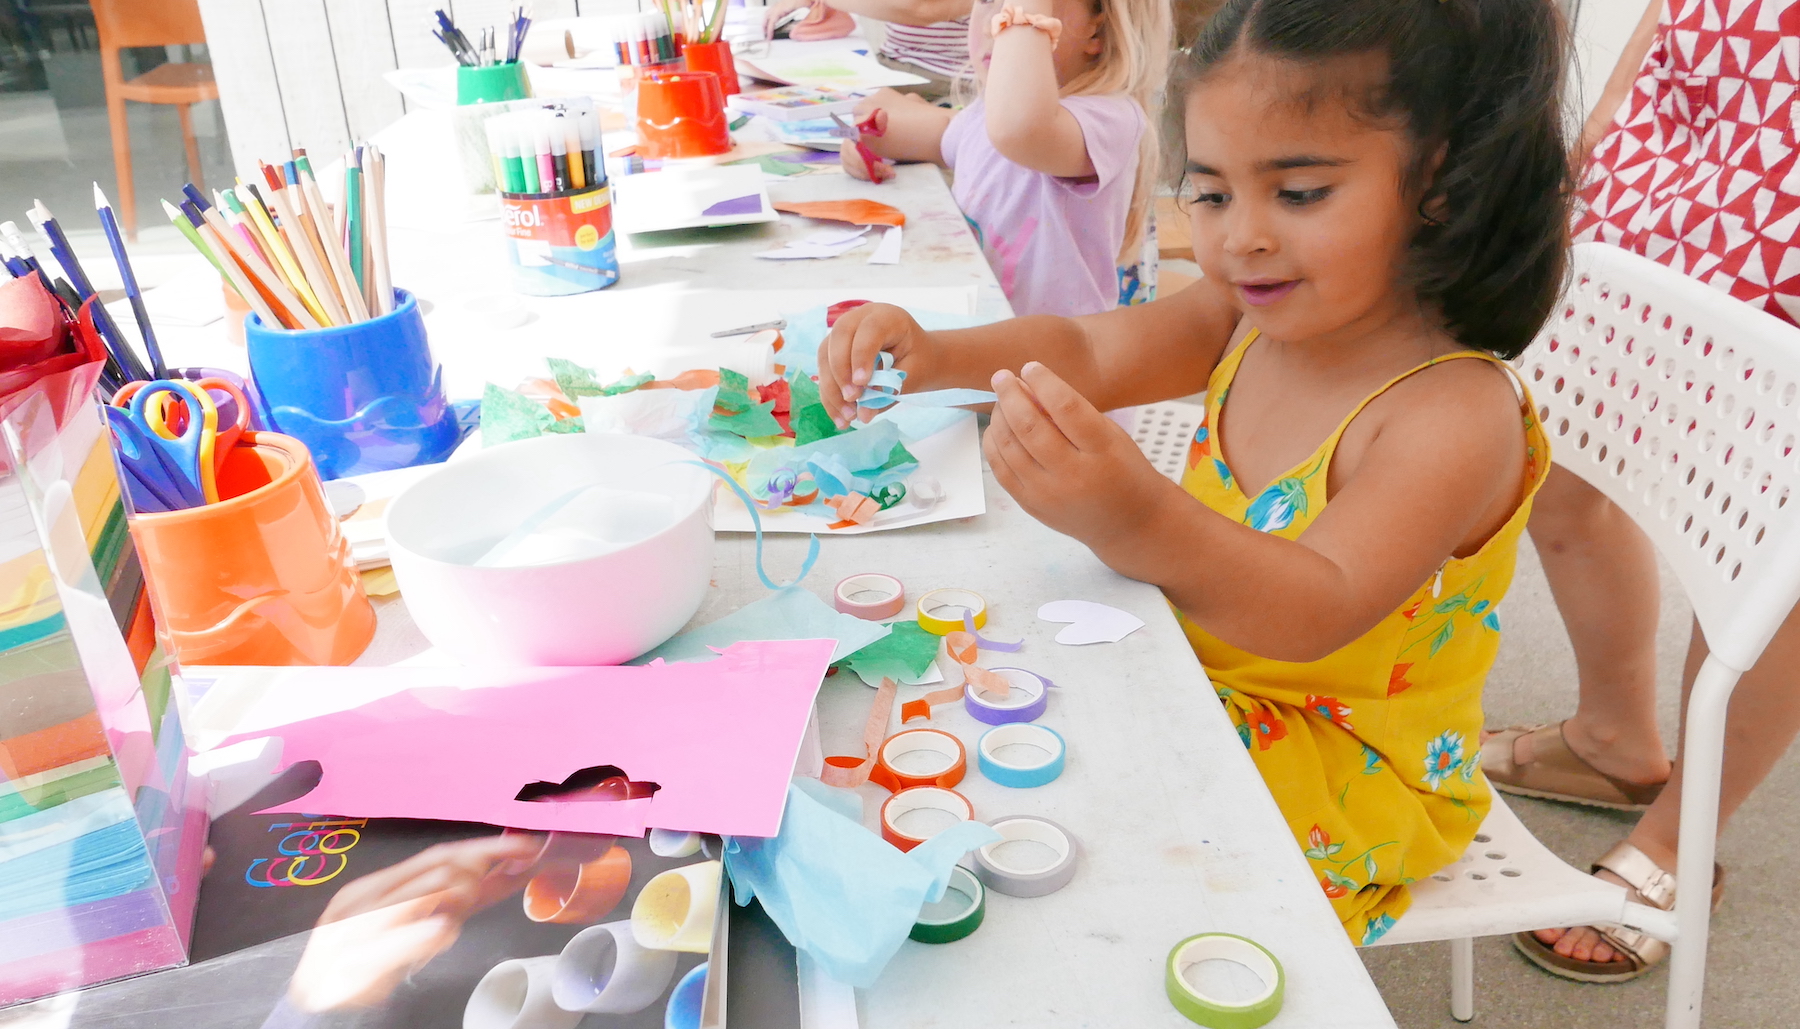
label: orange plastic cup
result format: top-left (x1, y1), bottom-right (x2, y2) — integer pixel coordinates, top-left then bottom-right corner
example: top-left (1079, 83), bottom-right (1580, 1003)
top-left (681, 41), bottom-right (740, 97)
top-left (129, 431), bottom-right (375, 666)
top-left (636, 71), bottom-right (731, 159)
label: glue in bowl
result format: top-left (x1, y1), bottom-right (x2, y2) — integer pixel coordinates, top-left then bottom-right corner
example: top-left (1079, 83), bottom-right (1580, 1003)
top-left (386, 432), bottom-right (715, 665)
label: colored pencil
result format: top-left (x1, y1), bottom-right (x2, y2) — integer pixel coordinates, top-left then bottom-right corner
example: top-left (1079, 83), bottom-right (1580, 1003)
top-left (29, 200), bottom-right (148, 382)
top-left (93, 184), bottom-right (166, 378)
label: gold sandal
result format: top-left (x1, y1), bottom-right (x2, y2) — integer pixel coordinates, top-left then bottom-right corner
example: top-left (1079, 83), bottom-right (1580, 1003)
top-left (1480, 722), bottom-right (1666, 812)
top-left (1512, 842), bottom-right (1724, 984)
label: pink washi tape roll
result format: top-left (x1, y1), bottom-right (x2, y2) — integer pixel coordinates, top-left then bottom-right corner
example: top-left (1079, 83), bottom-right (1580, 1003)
top-left (834, 572), bottom-right (906, 620)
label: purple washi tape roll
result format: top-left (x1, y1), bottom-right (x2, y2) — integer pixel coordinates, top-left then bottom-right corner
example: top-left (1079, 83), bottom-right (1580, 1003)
top-left (963, 667), bottom-right (1052, 725)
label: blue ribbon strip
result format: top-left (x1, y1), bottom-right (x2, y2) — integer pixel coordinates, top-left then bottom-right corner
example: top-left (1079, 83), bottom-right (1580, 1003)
top-left (685, 460), bottom-right (820, 591)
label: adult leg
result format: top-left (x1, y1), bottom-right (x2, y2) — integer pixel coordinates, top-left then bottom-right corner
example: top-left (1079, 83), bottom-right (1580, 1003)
top-left (1535, 605), bottom-right (1800, 965)
top-left (1513, 465), bottom-right (1670, 786)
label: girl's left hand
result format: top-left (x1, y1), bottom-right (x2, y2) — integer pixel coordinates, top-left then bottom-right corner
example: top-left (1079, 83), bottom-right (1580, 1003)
top-left (984, 363), bottom-right (1176, 553)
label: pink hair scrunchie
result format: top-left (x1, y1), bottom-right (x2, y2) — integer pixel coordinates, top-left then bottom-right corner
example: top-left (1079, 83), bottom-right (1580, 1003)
top-left (989, 6), bottom-right (1063, 50)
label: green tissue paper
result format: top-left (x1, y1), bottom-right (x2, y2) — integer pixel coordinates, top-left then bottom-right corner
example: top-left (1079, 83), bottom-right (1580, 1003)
top-left (841, 621), bottom-right (941, 682)
top-left (481, 383), bottom-right (552, 446)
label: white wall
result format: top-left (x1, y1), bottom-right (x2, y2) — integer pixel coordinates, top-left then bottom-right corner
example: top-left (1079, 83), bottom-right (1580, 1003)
top-left (1568, 0), bottom-right (1656, 123)
top-left (194, 0), bottom-right (592, 173)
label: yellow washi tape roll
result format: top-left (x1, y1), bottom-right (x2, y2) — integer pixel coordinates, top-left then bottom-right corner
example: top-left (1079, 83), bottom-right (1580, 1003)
top-left (915, 587), bottom-right (988, 635)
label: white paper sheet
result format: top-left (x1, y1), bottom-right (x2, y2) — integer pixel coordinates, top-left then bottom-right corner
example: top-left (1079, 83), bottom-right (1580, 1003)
top-left (867, 225), bottom-right (903, 265)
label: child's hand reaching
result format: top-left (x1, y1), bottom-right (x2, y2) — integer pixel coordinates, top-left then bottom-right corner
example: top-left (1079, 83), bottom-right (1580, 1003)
top-left (817, 302), bottom-right (937, 428)
top-left (984, 363), bottom-right (1179, 554)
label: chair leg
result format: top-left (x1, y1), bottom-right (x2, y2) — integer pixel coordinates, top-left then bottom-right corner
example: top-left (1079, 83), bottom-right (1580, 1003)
top-left (1450, 937), bottom-right (1474, 1022)
top-left (177, 103), bottom-right (204, 195)
top-left (1665, 655), bottom-right (1742, 1029)
top-left (101, 51), bottom-right (135, 239)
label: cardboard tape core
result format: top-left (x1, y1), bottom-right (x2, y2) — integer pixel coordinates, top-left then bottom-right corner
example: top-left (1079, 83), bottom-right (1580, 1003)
top-left (915, 587), bottom-right (986, 635)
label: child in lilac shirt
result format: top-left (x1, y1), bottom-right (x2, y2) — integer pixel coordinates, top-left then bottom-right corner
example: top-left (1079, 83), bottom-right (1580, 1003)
top-left (844, 0), bottom-right (1169, 317)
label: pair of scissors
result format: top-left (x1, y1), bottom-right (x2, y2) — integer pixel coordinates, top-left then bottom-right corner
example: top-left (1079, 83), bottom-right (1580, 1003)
top-left (104, 406), bottom-right (202, 512)
top-left (112, 376), bottom-right (252, 491)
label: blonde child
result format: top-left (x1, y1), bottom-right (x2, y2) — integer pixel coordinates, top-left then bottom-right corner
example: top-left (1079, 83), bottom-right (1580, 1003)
top-left (819, 0), bottom-right (1570, 943)
top-left (843, 0), bottom-right (1169, 317)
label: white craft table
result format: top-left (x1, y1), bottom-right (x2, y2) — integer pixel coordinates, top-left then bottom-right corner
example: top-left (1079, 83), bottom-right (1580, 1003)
top-left (87, 107), bottom-right (1395, 1028)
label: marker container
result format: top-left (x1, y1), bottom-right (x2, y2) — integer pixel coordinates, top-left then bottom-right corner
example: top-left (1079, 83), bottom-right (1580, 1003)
top-left (129, 431), bottom-right (375, 666)
top-left (244, 288), bottom-right (461, 479)
top-left (501, 183), bottom-right (621, 296)
top-left (458, 62), bottom-right (531, 104)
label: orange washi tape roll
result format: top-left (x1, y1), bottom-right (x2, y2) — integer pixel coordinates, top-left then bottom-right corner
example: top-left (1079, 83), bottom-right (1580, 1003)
top-left (880, 785), bottom-right (974, 852)
top-left (868, 728), bottom-right (966, 793)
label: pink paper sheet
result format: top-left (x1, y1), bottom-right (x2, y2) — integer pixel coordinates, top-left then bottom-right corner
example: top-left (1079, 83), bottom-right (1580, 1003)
top-left (219, 639), bottom-right (836, 838)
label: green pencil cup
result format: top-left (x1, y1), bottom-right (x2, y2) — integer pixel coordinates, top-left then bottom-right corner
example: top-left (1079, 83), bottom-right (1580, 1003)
top-left (457, 62), bottom-right (530, 105)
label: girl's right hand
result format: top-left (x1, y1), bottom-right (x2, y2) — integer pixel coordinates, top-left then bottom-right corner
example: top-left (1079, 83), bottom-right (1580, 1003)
top-left (817, 303), bottom-right (935, 428)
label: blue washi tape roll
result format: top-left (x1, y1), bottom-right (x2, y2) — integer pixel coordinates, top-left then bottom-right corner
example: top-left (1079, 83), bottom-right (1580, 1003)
top-left (977, 723), bottom-right (1065, 788)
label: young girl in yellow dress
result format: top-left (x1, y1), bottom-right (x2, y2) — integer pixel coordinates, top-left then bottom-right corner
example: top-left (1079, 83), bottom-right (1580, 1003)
top-left (814, 0), bottom-right (1570, 944)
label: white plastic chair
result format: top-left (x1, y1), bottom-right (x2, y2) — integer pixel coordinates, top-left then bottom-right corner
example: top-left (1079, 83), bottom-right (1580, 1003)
top-left (1365, 242), bottom-right (1800, 1028)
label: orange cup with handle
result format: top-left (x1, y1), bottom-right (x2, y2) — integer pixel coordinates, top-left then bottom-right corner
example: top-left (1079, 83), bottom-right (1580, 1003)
top-left (129, 431), bottom-right (375, 666)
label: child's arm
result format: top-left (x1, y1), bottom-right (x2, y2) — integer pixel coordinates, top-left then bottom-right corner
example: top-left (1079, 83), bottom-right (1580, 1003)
top-left (817, 279), bottom-right (1241, 425)
top-left (984, 361), bottom-right (1527, 662)
top-left (981, 1), bottom-right (1100, 177)
top-left (855, 90), bottom-right (956, 164)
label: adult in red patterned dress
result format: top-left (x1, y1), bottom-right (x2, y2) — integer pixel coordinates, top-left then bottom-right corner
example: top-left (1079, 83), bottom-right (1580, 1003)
top-left (1488, 0), bottom-right (1800, 983)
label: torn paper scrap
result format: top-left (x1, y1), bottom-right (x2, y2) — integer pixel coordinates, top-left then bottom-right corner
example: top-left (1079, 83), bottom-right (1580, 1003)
top-left (1037, 600), bottom-right (1146, 645)
top-left (867, 225), bottom-right (902, 265)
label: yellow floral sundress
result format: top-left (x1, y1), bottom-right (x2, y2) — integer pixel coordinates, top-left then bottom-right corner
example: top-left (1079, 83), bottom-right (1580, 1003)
top-left (1177, 330), bottom-right (1549, 945)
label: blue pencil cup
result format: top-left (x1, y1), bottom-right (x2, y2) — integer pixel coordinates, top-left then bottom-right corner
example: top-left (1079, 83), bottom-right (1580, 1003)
top-left (244, 289), bottom-right (460, 480)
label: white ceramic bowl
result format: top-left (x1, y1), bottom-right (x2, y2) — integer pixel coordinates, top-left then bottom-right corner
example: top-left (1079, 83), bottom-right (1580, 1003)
top-left (387, 432), bottom-right (715, 665)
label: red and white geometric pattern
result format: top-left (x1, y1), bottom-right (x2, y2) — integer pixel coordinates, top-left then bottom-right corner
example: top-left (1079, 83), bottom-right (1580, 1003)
top-left (1574, 0), bottom-right (1800, 326)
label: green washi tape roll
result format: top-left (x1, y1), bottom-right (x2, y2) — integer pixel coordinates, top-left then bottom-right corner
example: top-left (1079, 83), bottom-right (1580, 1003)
top-left (910, 866), bottom-right (986, 944)
top-left (1164, 933), bottom-right (1284, 1029)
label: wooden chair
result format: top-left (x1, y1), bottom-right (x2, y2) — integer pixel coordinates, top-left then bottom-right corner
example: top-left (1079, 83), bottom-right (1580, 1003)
top-left (90, 0), bottom-right (218, 238)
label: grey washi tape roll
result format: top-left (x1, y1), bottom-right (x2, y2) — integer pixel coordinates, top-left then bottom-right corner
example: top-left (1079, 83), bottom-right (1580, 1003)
top-left (972, 815), bottom-right (1079, 898)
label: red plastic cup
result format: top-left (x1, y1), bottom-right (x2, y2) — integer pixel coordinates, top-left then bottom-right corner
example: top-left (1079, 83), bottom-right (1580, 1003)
top-left (681, 40), bottom-right (740, 97)
top-left (636, 71), bottom-right (731, 159)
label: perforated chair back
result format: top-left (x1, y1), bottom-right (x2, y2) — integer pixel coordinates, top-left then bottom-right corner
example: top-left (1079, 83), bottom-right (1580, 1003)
top-left (1521, 242), bottom-right (1800, 671)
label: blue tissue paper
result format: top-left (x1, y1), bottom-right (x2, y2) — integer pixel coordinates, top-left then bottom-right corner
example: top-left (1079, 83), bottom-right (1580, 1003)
top-left (631, 586), bottom-right (889, 666)
top-left (724, 779), bottom-right (1001, 988)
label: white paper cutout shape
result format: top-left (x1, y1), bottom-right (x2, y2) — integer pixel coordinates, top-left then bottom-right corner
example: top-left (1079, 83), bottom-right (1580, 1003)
top-left (1037, 600), bottom-right (1145, 645)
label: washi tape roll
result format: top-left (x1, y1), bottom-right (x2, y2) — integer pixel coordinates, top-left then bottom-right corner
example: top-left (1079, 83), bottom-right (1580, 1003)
top-left (664, 961), bottom-right (709, 1029)
top-left (964, 667), bottom-right (1052, 725)
top-left (631, 860), bottom-right (722, 953)
top-left (1164, 933), bottom-right (1285, 1029)
top-left (880, 785), bottom-right (974, 852)
top-left (973, 815), bottom-right (1079, 897)
top-left (869, 728), bottom-right (967, 793)
top-left (834, 572), bottom-right (906, 620)
top-left (915, 587), bottom-right (987, 635)
top-left (464, 956), bottom-right (582, 1029)
top-left (977, 724), bottom-right (1066, 788)
top-left (523, 842), bottom-right (633, 924)
top-left (551, 919), bottom-right (679, 1014)
top-left (909, 864), bottom-right (986, 944)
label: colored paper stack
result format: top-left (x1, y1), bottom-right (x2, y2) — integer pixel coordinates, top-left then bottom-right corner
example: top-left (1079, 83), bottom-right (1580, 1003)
top-left (0, 281), bottom-right (207, 1006)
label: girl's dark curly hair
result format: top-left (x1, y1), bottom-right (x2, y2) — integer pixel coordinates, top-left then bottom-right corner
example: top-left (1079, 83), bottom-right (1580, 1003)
top-left (1172, 0), bottom-right (1572, 359)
